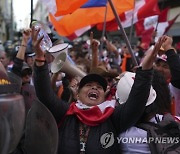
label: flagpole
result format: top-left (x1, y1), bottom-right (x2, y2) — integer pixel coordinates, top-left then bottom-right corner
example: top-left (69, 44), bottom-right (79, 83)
top-left (108, 0), bottom-right (138, 66)
top-left (100, 6), bottom-right (108, 54)
top-left (31, 0), bottom-right (33, 23)
top-left (129, 0), bottom-right (136, 43)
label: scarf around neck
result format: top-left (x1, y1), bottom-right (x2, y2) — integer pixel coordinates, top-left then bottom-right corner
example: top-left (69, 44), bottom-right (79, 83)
top-left (66, 100), bottom-right (116, 126)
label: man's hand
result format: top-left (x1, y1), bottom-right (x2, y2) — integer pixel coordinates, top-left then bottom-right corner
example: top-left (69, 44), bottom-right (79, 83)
top-left (22, 29), bottom-right (32, 43)
top-left (141, 36), bottom-right (166, 70)
top-left (161, 35), bottom-right (174, 51)
top-left (90, 32), bottom-right (99, 68)
top-left (31, 26), bottom-right (45, 59)
top-left (90, 32), bottom-right (99, 51)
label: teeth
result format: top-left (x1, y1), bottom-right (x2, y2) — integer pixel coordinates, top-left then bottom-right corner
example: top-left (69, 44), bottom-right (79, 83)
top-left (88, 92), bottom-right (98, 100)
top-left (89, 96), bottom-right (96, 100)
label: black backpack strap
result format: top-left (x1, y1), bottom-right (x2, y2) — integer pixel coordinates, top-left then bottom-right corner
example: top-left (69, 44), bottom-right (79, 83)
top-left (136, 116), bottom-right (180, 154)
top-left (136, 122), bottom-right (159, 154)
top-left (136, 122), bottom-right (159, 131)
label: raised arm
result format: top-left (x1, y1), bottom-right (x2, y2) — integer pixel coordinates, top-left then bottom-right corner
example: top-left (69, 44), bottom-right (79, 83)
top-left (162, 36), bottom-right (180, 88)
top-left (112, 36), bottom-right (166, 133)
top-left (90, 32), bottom-right (99, 69)
top-left (12, 29), bottom-right (31, 76)
top-left (31, 27), bottom-right (68, 123)
top-left (104, 37), bottom-right (119, 57)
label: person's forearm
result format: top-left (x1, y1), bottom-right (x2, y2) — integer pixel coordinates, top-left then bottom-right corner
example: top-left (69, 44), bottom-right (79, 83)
top-left (33, 62), bottom-right (68, 122)
top-left (112, 68), bottom-right (153, 133)
top-left (106, 40), bottom-right (119, 57)
top-left (91, 49), bottom-right (98, 68)
top-left (166, 49), bottom-right (180, 88)
top-left (11, 58), bottom-right (23, 76)
top-left (16, 39), bottom-right (28, 60)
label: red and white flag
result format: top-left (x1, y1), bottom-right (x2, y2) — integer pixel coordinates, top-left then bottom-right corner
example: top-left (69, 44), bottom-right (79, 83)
top-left (97, 0), bottom-right (160, 31)
top-left (135, 15), bottom-right (159, 36)
top-left (136, 8), bottom-right (180, 45)
top-left (160, 13), bottom-right (180, 35)
top-left (135, 8), bottom-right (168, 42)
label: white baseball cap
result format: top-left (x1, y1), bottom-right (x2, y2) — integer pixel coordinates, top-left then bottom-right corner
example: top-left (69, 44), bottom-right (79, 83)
top-left (115, 72), bottom-right (156, 106)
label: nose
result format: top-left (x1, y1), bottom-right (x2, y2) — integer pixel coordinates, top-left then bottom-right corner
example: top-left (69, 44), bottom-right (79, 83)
top-left (91, 85), bottom-right (98, 90)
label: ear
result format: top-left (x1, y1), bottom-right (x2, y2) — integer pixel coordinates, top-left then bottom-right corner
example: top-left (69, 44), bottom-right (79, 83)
top-left (76, 90), bottom-right (79, 98)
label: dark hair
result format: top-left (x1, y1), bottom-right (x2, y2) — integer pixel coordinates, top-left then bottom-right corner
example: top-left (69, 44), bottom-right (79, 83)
top-left (21, 68), bottom-right (32, 77)
top-left (141, 70), bottom-right (171, 121)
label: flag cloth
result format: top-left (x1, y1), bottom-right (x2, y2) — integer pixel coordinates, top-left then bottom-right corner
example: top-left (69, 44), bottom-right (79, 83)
top-left (155, 13), bottom-right (180, 40)
top-left (135, 15), bottom-right (159, 36)
top-left (97, 0), bottom-right (160, 31)
top-left (158, 8), bottom-right (169, 22)
top-left (163, 13), bottom-right (180, 34)
top-left (81, 0), bottom-right (108, 8)
top-left (135, 8), bottom-right (170, 37)
top-left (66, 25), bottom-right (93, 40)
top-left (140, 28), bottom-right (154, 46)
top-left (49, 0), bottom-right (134, 37)
top-left (40, 0), bottom-right (92, 39)
top-left (135, 8), bottom-right (180, 46)
top-left (55, 0), bottom-right (108, 16)
top-left (55, 0), bottom-right (88, 16)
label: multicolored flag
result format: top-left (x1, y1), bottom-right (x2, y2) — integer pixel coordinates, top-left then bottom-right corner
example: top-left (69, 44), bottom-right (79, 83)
top-left (49, 0), bottom-right (134, 37)
top-left (55, 0), bottom-right (88, 16)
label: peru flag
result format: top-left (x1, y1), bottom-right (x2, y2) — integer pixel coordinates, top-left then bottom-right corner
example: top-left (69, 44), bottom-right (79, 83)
top-left (136, 8), bottom-right (180, 45)
top-left (135, 8), bottom-right (169, 36)
top-left (97, 0), bottom-right (160, 31)
top-left (161, 13), bottom-right (180, 35)
top-left (135, 15), bottom-right (158, 36)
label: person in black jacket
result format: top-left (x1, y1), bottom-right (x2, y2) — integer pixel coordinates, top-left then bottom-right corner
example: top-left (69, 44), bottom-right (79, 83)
top-left (31, 26), bottom-right (165, 154)
top-left (154, 36), bottom-right (180, 116)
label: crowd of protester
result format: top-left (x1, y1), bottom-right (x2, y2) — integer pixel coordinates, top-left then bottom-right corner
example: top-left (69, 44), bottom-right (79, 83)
top-left (0, 21), bottom-right (180, 153)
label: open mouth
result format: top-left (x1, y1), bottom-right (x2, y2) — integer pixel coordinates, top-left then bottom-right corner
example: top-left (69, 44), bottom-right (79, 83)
top-left (88, 92), bottom-right (98, 100)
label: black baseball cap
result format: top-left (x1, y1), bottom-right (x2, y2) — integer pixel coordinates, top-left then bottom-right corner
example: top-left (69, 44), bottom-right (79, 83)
top-left (78, 74), bottom-right (107, 91)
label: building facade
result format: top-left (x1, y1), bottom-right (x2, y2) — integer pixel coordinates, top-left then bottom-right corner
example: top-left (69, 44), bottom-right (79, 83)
top-left (0, 0), bottom-right (14, 42)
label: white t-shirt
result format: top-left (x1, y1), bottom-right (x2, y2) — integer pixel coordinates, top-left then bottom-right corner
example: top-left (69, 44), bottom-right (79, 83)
top-left (119, 114), bottom-right (180, 154)
top-left (119, 115), bottom-right (163, 154)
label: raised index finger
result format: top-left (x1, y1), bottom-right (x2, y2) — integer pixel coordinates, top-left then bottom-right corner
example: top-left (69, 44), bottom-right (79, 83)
top-left (90, 31), bottom-right (93, 46)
